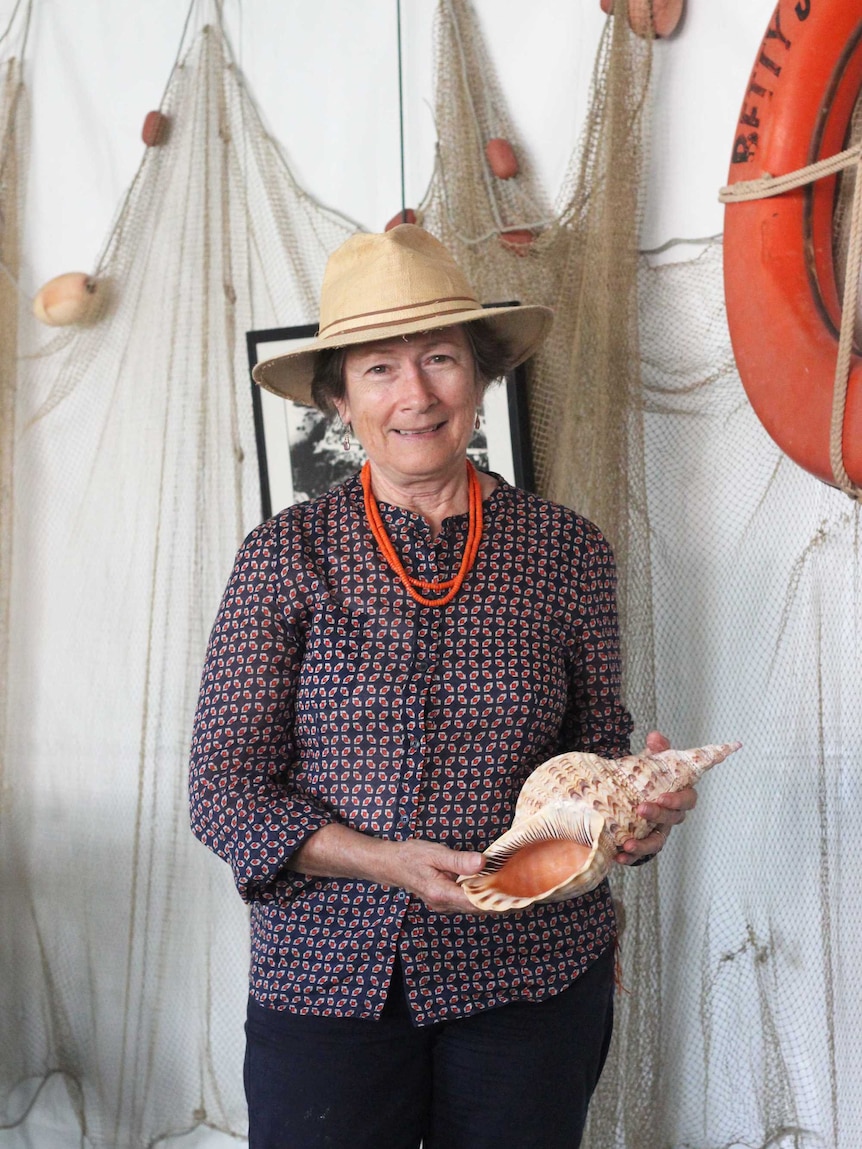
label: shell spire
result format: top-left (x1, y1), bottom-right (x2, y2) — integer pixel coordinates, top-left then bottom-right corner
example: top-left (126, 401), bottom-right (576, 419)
top-left (610, 741), bottom-right (742, 799)
top-left (459, 740), bottom-right (742, 912)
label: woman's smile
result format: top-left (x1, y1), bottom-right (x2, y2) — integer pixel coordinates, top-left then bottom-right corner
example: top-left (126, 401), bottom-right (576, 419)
top-left (392, 421), bottom-right (447, 437)
top-left (335, 327), bottom-right (481, 493)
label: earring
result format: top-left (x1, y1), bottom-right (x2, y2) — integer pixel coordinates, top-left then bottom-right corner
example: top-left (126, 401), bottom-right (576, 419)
top-left (474, 411), bottom-right (481, 431)
top-left (342, 423), bottom-right (352, 452)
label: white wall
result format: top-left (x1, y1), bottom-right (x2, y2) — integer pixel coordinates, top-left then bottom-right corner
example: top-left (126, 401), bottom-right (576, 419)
top-left (0, 2), bottom-right (784, 1146)
top-left (7, 0), bottom-right (776, 299)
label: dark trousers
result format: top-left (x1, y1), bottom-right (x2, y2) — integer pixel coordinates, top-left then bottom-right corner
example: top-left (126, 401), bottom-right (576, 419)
top-left (244, 946), bottom-right (615, 1149)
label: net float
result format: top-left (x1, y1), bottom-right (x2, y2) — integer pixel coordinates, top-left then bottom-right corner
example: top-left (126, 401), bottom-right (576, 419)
top-left (498, 228), bottom-right (534, 255)
top-left (32, 272), bottom-right (99, 327)
top-left (459, 741), bottom-right (741, 912)
top-left (485, 138), bottom-right (519, 180)
top-left (384, 208), bottom-right (423, 232)
top-left (142, 110), bottom-right (169, 147)
top-left (600, 0), bottom-right (685, 39)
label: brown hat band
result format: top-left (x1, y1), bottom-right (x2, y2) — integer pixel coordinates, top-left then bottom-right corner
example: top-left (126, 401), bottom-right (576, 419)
top-left (318, 295), bottom-right (479, 339)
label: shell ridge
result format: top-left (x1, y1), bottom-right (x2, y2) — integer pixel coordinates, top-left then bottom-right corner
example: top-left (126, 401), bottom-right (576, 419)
top-left (477, 801), bottom-right (600, 870)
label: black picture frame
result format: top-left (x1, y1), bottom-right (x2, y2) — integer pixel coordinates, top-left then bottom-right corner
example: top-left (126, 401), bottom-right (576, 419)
top-left (246, 308), bottom-right (535, 521)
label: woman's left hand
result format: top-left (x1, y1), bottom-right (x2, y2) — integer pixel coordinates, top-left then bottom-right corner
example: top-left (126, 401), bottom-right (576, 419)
top-left (614, 730), bottom-right (698, 866)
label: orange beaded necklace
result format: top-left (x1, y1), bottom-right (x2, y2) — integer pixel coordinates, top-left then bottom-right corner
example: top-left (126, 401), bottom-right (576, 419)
top-left (361, 460), bottom-right (483, 607)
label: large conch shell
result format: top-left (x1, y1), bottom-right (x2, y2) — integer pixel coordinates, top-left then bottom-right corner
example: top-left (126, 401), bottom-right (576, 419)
top-left (459, 741), bottom-right (741, 912)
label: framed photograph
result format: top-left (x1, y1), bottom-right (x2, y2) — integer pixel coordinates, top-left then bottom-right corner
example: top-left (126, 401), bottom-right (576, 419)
top-left (246, 309), bottom-right (535, 521)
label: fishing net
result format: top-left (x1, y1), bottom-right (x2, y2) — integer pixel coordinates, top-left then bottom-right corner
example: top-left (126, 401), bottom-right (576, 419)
top-left (0, 6), bottom-right (355, 1146)
top-left (426, 3), bottom-right (862, 1149)
top-left (3, 0), bottom-right (861, 1144)
top-left (632, 237), bottom-right (862, 1149)
top-left (0, 3), bottom-right (28, 812)
top-left (422, 0), bottom-right (656, 732)
top-left (1, 0), bottom-right (664, 1143)
top-left (422, 2), bottom-right (662, 1141)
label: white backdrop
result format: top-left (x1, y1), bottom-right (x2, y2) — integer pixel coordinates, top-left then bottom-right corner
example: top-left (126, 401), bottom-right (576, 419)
top-left (8, 0), bottom-right (775, 292)
top-left (0, 1), bottom-right (788, 1146)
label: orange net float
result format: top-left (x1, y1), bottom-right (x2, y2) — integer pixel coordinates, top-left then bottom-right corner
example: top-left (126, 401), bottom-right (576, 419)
top-left (384, 208), bottom-right (423, 232)
top-left (498, 229), bottom-right (534, 255)
top-left (600, 0), bottom-right (684, 38)
top-left (723, 0), bottom-right (862, 490)
top-left (142, 110), bottom-right (169, 147)
top-left (32, 272), bottom-right (99, 327)
top-left (485, 138), bottom-right (519, 180)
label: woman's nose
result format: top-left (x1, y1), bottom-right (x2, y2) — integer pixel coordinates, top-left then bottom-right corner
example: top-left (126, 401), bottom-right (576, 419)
top-left (398, 362), bottom-right (437, 408)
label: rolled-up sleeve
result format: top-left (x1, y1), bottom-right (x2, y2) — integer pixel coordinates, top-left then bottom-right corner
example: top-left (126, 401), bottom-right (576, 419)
top-left (188, 519), bottom-right (332, 901)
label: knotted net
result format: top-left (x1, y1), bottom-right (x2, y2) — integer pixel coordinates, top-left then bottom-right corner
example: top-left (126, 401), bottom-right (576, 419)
top-left (0, 1), bottom-right (28, 826)
top-left (3, 0), bottom-right (861, 1145)
top-left (634, 237), bottom-right (862, 1149)
top-left (421, 2), bottom-right (661, 1140)
top-left (0, 6), bottom-right (355, 1145)
top-left (425, 2), bottom-right (862, 1148)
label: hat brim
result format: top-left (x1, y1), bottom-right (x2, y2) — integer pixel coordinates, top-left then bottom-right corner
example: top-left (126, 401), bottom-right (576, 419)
top-left (251, 303), bottom-right (554, 406)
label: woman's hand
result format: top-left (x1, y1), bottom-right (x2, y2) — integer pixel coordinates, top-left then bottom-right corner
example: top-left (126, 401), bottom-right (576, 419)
top-left (387, 839), bottom-right (487, 914)
top-left (287, 823), bottom-right (487, 914)
top-left (614, 730), bottom-right (698, 865)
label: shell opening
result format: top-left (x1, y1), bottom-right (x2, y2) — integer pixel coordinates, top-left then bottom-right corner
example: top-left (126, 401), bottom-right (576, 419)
top-left (480, 838), bottom-right (596, 899)
top-left (459, 804), bottom-right (611, 911)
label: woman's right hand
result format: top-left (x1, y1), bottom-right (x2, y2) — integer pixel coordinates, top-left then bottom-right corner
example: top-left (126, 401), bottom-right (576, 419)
top-left (288, 824), bottom-right (487, 915)
top-left (387, 839), bottom-right (487, 914)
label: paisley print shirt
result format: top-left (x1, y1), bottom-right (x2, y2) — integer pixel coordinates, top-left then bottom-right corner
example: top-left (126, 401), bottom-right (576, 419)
top-left (189, 474), bottom-right (633, 1025)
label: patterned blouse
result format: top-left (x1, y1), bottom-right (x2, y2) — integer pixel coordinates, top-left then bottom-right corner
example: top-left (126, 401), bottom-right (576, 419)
top-left (189, 473), bottom-right (633, 1025)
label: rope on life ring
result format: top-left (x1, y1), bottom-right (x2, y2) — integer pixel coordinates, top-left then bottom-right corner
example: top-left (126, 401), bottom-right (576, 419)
top-left (720, 0), bottom-right (862, 502)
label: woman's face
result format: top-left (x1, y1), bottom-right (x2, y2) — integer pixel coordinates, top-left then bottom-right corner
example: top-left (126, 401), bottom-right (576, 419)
top-left (335, 326), bottom-right (482, 490)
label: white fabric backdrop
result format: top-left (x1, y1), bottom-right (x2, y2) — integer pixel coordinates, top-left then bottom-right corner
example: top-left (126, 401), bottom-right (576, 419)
top-left (8, 0), bottom-right (775, 290)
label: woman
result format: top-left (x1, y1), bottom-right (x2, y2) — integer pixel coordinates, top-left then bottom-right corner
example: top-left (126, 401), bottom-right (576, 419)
top-left (189, 225), bottom-right (695, 1149)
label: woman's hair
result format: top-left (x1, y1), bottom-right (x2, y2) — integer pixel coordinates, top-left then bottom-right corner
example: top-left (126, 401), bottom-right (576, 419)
top-left (464, 319), bottom-right (515, 388)
top-left (310, 348), bottom-right (347, 417)
top-left (310, 318), bottom-right (514, 417)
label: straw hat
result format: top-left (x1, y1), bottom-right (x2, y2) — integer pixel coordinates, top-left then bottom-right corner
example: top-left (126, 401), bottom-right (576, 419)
top-left (252, 225), bottom-right (553, 406)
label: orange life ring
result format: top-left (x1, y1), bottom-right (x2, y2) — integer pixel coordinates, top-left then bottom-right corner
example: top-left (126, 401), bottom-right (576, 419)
top-left (723, 0), bottom-right (862, 489)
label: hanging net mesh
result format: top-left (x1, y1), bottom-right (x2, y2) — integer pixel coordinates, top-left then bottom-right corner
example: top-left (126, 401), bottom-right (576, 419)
top-left (0, 11), bottom-right (27, 827)
top-left (3, 0), bottom-right (862, 1145)
top-left (421, 0), bottom-right (657, 732)
top-left (424, 3), bottom-right (862, 1149)
top-left (632, 239), bottom-right (862, 1149)
top-left (0, 9), bottom-right (355, 1146)
top-left (422, 3), bottom-right (662, 1140)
